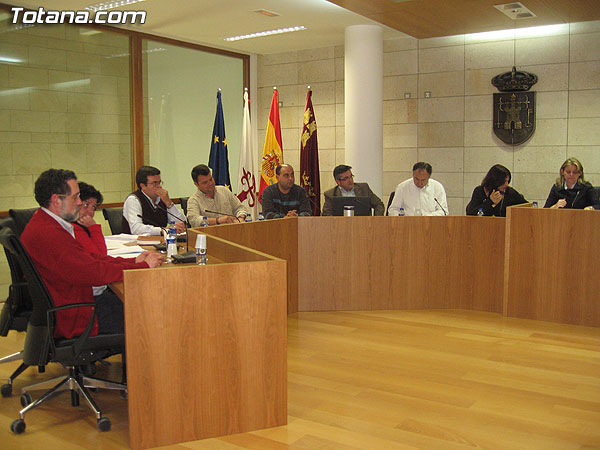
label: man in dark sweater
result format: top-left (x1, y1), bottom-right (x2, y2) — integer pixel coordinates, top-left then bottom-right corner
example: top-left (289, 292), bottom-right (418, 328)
top-left (122, 165), bottom-right (186, 235)
top-left (261, 164), bottom-right (311, 219)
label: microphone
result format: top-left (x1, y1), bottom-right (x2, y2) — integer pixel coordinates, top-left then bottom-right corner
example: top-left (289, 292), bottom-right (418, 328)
top-left (434, 198), bottom-right (447, 216)
top-left (205, 209), bottom-right (238, 218)
top-left (137, 214), bottom-right (164, 229)
top-left (571, 191), bottom-right (580, 209)
top-left (154, 204), bottom-right (188, 248)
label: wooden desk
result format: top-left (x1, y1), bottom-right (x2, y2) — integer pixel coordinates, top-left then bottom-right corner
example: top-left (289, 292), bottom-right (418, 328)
top-left (115, 234), bottom-right (287, 449)
top-left (199, 216), bottom-right (506, 314)
top-left (504, 206), bottom-right (600, 326)
top-left (198, 213), bottom-right (599, 327)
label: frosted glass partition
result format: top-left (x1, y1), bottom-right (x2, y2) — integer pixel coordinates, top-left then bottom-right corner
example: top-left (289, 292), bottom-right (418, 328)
top-left (0, 22), bottom-right (132, 209)
top-left (145, 40), bottom-right (244, 198)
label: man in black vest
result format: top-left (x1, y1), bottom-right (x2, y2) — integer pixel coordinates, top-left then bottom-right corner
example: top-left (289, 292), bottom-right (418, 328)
top-left (122, 166), bottom-right (186, 235)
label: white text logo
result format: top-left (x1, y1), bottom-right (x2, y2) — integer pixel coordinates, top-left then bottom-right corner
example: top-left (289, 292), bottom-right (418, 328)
top-left (11, 7), bottom-right (146, 25)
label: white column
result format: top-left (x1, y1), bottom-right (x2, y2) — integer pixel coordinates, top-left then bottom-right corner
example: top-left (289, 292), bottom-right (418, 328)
top-left (344, 25), bottom-right (383, 196)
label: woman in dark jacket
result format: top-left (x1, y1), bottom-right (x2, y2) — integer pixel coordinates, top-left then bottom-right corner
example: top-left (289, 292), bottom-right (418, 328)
top-left (466, 164), bottom-right (527, 217)
top-left (543, 157), bottom-right (598, 210)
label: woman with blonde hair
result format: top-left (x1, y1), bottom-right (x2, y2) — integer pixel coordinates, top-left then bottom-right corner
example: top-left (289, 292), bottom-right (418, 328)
top-left (543, 157), bottom-right (598, 209)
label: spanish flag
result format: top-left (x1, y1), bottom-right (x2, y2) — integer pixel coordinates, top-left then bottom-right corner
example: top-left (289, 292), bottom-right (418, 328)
top-left (259, 89), bottom-right (283, 202)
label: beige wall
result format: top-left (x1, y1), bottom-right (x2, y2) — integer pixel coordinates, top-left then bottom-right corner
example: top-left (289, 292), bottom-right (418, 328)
top-left (257, 21), bottom-right (600, 214)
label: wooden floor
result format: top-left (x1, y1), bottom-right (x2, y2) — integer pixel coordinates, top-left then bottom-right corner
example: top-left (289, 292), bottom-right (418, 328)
top-left (1, 310), bottom-right (599, 449)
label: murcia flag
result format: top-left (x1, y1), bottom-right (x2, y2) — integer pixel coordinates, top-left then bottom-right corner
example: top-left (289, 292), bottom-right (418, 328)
top-left (259, 89), bottom-right (283, 202)
top-left (208, 90), bottom-right (231, 189)
top-left (300, 89), bottom-right (320, 216)
top-left (237, 89), bottom-right (258, 218)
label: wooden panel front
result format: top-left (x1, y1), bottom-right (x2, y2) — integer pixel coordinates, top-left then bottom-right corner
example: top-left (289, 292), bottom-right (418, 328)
top-left (123, 261), bottom-right (287, 449)
top-left (297, 216), bottom-right (505, 312)
top-left (197, 219), bottom-right (299, 313)
top-left (505, 207), bottom-right (600, 326)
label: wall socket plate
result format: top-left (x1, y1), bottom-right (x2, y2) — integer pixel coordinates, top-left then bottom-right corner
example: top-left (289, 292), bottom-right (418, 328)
top-left (404, 92), bottom-right (411, 99)
top-left (424, 91), bottom-right (431, 98)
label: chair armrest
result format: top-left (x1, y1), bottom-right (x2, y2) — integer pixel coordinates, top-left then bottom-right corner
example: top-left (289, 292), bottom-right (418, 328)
top-left (46, 303), bottom-right (97, 359)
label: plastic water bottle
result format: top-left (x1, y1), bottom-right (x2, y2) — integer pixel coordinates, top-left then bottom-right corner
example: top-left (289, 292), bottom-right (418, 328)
top-left (200, 216), bottom-right (209, 227)
top-left (398, 207), bottom-right (405, 217)
top-left (245, 214), bottom-right (252, 223)
top-left (258, 212), bottom-right (265, 221)
top-left (166, 220), bottom-right (177, 260)
top-left (532, 201), bottom-right (538, 208)
top-left (195, 234), bottom-right (207, 266)
top-left (477, 208), bottom-right (484, 217)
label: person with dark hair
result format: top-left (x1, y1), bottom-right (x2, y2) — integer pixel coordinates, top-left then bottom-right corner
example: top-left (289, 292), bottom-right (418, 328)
top-left (543, 157), bottom-right (598, 210)
top-left (187, 164), bottom-right (248, 227)
top-left (21, 169), bottom-right (164, 339)
top-left (466, 164), bottom-right (527, 217)
top-left (389, 162), bottom-right (449, 216)
top-left (322, 165), bottom-right (384, 216)
top-left (260, 164), bottom-right (311, 219)
top-left (122, 165), bottom-right (186, 235)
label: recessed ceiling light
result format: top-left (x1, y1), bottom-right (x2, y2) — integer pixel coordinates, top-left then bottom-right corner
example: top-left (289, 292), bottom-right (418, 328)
top-left (223, 26), bottom-right (307, 42)
top-left (85, 0), bottom-right (146, 13)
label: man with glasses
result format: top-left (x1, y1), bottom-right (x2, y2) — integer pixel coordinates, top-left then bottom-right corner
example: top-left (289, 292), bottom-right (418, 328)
top-left (20, 169), bottom-right (164, 339)
top-left (122, 165), bottom-right (186, 235)
top-left (322, 165), bottom-right (385, 216)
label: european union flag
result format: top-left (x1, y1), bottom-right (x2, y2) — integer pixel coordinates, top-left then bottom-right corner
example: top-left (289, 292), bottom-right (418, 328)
top-left (208, 90), bottom-right (231, 189)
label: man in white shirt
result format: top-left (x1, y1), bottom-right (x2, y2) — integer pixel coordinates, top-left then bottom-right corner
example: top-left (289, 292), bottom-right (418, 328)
top-left (122, 165), bottom-right (186, 235)
top-left (388, 162), bottom-right (449, 216)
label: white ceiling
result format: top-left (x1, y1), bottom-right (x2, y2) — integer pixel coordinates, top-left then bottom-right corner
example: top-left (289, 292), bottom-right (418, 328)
top-left (3, 0), bottom-right (406, 55)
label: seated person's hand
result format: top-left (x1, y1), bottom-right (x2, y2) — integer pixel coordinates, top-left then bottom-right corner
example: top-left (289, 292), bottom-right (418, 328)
top-left (553, 198), bottom-right (567, 208)
top-left (285, 210), bottom-right (298, 217)
top-left (217, 215), bottom-right (237, 224)
top-left (140, 252), bottom-right (165, 268)
top-left (174, 221), bottom-right (186, 233)
top-left (584, 205), bottom-right (595, 211)
top-left (237, 216), bottom-right (246, 223)
top-left (77, 215), bottom-right (96, 227)
top-left (490, 189), bottom-right (503, 205)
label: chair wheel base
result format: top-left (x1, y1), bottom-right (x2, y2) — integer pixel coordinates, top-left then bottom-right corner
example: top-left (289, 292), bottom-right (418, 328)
top-left (11, 418), bottom-right (25, 434)
top-left (98, 416), bottom-right (111, 432)
top-left (20, 392), bottom-right (32, 407)
top-left (1, 383), bottom-right (12, 397)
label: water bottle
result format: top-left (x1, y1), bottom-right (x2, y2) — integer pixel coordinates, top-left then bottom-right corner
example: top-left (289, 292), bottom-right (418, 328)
top-left (166, 220), bottom-right (177, 260)
top-left (398, 207), bottom-right (405, 217)
top-left (532, 201), bottom-right (538, 208)
top-left (200, 216), bottom-right (209, 227)
top-left (258, 212), bottom-right (265, 221)
top-left (195, 234), bottom-right (207, 266)
top-left (477, 208), bottom-right (484, 217)
top-left (245, 214), bottom-right (252, 223)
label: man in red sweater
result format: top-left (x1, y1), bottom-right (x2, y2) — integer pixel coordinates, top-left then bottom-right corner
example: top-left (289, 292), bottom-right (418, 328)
top-left (21, 169), bottom-right (164, 339)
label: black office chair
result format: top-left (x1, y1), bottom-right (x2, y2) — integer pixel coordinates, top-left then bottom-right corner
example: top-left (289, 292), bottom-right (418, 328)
top-left (179, 197), bottom-right (189, 216)
top-left (101, 208), bottom-right (123, 235)
top-left (0, 228), bottom-right (126, 434)
top-left (8, 209), bottom-right (37, 237)
top-left (590, 186), bottom-right (600, 207)
top-left (0, 217), bottom-right (45, 397)
top-left (386, 191), bottom-right (396, 216)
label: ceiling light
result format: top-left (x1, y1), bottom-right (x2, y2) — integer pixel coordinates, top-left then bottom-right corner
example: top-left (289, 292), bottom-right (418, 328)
top-left (253, 9), bottom-right (280, 17)
top-left (223, 26), bottom-right (306, 42)
top-left (85, 0), bottom-right (146, 13)
top-left (493, 2), bottom-right (536, 20)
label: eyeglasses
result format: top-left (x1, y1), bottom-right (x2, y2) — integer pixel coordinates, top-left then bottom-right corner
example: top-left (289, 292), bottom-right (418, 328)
top-left (58, 192), bottom-right (80, 200)
top-left (82, 202), bottom-right (98, 211)
top-left (147, 180), bottom-right (163, 187)
top-left (339, 175), bottom-right (354, 182)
